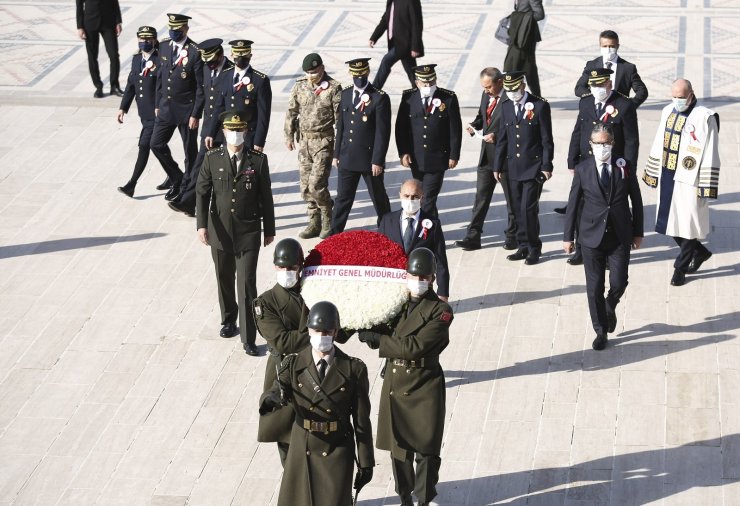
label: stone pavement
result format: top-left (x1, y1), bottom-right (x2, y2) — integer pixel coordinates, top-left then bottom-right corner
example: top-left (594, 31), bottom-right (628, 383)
top-left (1, 0), bottom-right (740, 505)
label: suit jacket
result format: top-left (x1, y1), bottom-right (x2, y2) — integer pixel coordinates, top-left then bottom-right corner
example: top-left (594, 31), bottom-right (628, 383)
top-left (370, 0), bottom-right (424, 58)
top-left (567, 91), bottom-right (639, 169)
top-left (155, 38), bottom-right (204, 124)
top-left (120, 50), bottom-right (159, 121)
top-left (574, 56), bottom-right (649, 107)
top-left (210, 66), bottom-right (272, 148)
top-left (76, 0), bottom-right (121, 30)
top-left (513, 0), bottom-right (545, 20)
top-left (378, 209), bottom-right (450, 297)
top-left (193, 58), bottom-right (232, 140)
top-left (334, 84), bottom-right (391, 170)
top-left (564, 157), bottom-right (644, 248)
top-left (469, 91), bottom-right (509, 169)
top-left (395, 87), bottom-right (462, 173)
top-left (494, 92), bottom-right (554, 180)
top-left (195, 146), bottom-right (275, 253)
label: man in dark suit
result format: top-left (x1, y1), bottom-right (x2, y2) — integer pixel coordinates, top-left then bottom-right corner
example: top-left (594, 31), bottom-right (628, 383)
top-left (494, 71), bottom-right (553, 265)
top-left (195, 110), bottom-right (276, 356)
top-left (396, 65), bottom-right (462, 218)
top-left (76, 0), bottom-right (122, 98)
top-left (564, 67), bottom-right (639, 264)
top-left (563, 124), bottom-right (643, 351)
top-left (330, 58), bottom-right (391, 235)
top-left (149, 13), bottom-right (203, 201)
top-left (207, 40), bottom-right (272, 153)
top-left (504, 0), bottom-right (544, 97)
top-left (378, 179), bottom-right (450, 301)
top-left (574, 30), bottom-right (648, 108)
top-left (369, 0), bottom-right (424, 89)
top-left (169, 39), bottom-right (231, 216)
top-left (456, 67), bottom-right (517, 251)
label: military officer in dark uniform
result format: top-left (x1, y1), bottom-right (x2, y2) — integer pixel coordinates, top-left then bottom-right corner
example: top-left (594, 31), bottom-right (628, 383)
top-left (359, 248), bottom-right (452, 506)
top-left (116, 26), bottom-right (168, 198)
top-left (150, 13), bottom-right (203, 201)
top-left (207, 40), bottom-right (272, 153)
top-left (330, 58), bottom-right (392, 235)
top-left (195, 110), bottom-right (275, 356)
top-left (395, 64), bottom-right (462, 217)
top-left (493, 71), bottom-right (554, 265)
top-left (169, 38), bottom-right (231, 216)
top-left (260, 301), bottom-right (375, 506)
top-left (564, 68), bottom-right (639, 265)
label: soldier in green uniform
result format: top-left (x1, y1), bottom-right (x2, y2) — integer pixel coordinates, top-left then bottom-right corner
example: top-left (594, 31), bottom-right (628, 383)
top-left (284, 53), bottom-right (342, 239)
top-left (195, 110), bottom-right (275, 356)
top-left (259, 301), bottom-right (375, 506)
top-left (359, 247), bottom-right (453, 506)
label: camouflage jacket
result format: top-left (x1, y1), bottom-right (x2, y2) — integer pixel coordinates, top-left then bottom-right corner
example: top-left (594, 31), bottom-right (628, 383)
top-left (284, 74), bottom-right (341, 142)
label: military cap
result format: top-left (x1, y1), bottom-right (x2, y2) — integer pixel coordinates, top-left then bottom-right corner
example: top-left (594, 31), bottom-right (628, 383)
top-left (345, 58), bottom-right (371, 76)
top-left (219, 110), bottom-right (252, 129)
top-left (502, 70), bottom-right (526, 91)
top-left (586, 67), bottom-right (614, 85)
top-left (302, 53), bottom-right (323, 72)
top-left (407, 247), bottom-right (437, 276)
top-left (308, 301), bottom-right (340, 331)
top-left (166, 13), bottom-right (191, 29)
top-left (199, 38), bottom-right (223, 62)
top-left (414, 64), bottom-right (438, 82)
top-left (136, 26), bottom-right (157, 39)
top-left (273, 238), bottom-right (304, 268)
top-left (229, 39), bottom-right (253, 56)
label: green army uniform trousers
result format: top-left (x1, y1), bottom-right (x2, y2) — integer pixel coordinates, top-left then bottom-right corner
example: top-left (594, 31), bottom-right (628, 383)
top-left (298, 135), bottom-right (334, 217)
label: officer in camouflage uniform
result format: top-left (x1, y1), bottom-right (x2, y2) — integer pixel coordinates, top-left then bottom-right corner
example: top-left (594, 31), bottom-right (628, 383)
top-left (359, 247), bottom-right (453, 506)
top-left (284, 53), bottom-right (342, 239)
top-left (195, 110), bottom-right (275, 356)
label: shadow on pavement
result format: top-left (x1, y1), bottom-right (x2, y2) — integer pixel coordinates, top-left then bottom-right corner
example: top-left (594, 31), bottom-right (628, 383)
top-left (0, 233), bottom-right (167, 259)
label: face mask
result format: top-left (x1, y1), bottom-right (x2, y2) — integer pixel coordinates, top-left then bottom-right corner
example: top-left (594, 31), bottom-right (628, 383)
top-left (600, 47), bottom-right (617, 60)
top-left (309, 332), bottom-right (334, 352)
top-left (139, 41), bottom-right (154, 53)
top-left (353, 75), bottom-right (368, 88)
top-left (591, 143), bottom-right (612, 162)
top-left (168, 29), bottom-right (184, 42)
top-left (234, 56), bottom-right (250, 69)
top-left (306, 72), bottom-right (320, 84)
top-left (407, 279), bottom-right (429, 297)
top-left (276, 270), bottom-right (299, 289)
top-left (400, 198), bottom-right (421, 215)
top-left (206, 59), bottom-right (220, 70)
top-left (673, 97), bottom-right (690, 113)
top-left (419, 85), bottom-right (437, 98)
top-left (224, 130), bottom-right (245, 146)
top-left (506, 89), bottom-right (523, 102)
top-left (591, 86), bottom-right (609, 102)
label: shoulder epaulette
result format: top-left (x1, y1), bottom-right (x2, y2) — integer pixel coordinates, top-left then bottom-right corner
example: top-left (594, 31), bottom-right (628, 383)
top-left (223, 64), bottom-right (235, 72)
top-left (207, 146), bottom-right (224, 156)
top-left (248, 148), bottom-right (265, 157)
top-left (376, 88), bottom-right (386, 95)
top-left (252, 69), bottom-right (267, 79)
top-left (402, 88), bottom-right (417, 95)
top-left (437, 87), bottom-right (455, 96)
top-left (161, 37), bottom-right (171, 43)
top-left (296, 76), bottom-right (307, 82)
top-left (581, 92), bottom-right (592, 98)
top-left (350, 356), bottom-right (366, 366)
top-left (615, 90), bottom-right (629, 99)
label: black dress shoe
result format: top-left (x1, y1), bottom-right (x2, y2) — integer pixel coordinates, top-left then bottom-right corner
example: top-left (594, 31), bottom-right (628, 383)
top-left (606, 306), bottom-right (617, 333)
top-left (168, 200), bottom-right (195, 217)
top-left (524, 251), bottom-right (540, 265)
top-left (244, 344), bottom-right (259, 356)
top-left (503, 238), bottom-right (518, 250)
top-left (455, 237), bottom-right (481, 251)
top-left (670, 269), bottom-right (686, 286)
top-left (164, 186), bottom-right (181, 201)
top-left (110, 85), bottom-right (123, 97)
top-left (592, 333), bottom-right (608, 351)
top-left (687, 250), bottom-right (712, 273)
top-left (93, 87), bottom-right (104, 98)
top-left (219, 323), bottom-right (238, 338)
top-left (567, 251), bottom-right (583, 265)
top-left (156, 177), bottom-right (172, 191)
top-left (507, 248), bottom-right (529, 261)
top-left (117, 183), bottom-right (135, 198)
top-left (554, 206), bottom-right (567, 215)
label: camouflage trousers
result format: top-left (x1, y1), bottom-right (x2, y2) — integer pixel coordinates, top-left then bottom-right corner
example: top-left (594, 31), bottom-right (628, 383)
top-left (298, 136), bottom-right (334, 216)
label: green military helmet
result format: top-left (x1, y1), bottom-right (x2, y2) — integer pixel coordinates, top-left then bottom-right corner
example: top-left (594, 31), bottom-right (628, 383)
top-left (273, 238), bottom-right (304, 268)
top-left (307, 301), bottom-right (340, 332)
top-left (407, 247), bottom-right (437, 276)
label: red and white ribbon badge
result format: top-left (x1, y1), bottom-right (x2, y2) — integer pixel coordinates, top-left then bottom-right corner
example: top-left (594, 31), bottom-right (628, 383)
top-left (175, 48), bottom-right (187, 66)
top-left (314, 81), bottom-right (329, 96)
top-left (235, 75), bottom-right (251, 92)
top-left (419, 219), bottom-right (433, 240)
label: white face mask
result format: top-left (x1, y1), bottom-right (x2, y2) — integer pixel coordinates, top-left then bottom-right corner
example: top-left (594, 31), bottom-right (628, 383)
top-left (309, 331), bottom-right (334, 352)
top-left (400, 198), bottom-right (421, 215)
top-left (224, 130), bottom-right (245, 146)
top-left (591, 143), bottom-right (613, 162)
top-left (506, 89), bottom-right (523, 103)
top-left (407, 279), bottom-right (429, 297)
top-left (673, 97), bottom-right (690, 113)
top-left (419, 85), bottom-right (436, 98)
top-left (591, 86), bottom-right (609, 102)
top-left (276, 270), bottom-right (299, 289)
top-left (600, 46), bottom-right (617, 60)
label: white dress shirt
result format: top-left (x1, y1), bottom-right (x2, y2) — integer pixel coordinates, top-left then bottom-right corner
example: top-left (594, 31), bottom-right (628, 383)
top-left (311, 347), bottom-right (336, 375)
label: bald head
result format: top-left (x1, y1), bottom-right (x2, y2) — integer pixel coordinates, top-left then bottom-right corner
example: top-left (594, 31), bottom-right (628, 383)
top-left (400, 178), bottom-right (423, 198)
top-left (671, 79), bottom-right (693, 98)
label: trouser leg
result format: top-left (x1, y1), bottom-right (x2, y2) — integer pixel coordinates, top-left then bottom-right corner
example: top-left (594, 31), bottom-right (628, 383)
top-left (362, 171), bottom-right (391, 225)
top-left (372, 45), bottom-right (400, 89)
top-left (330, 170), bottom-right (361, 234)
top-left (150, 120), bottom-right (183, 183)
top-left (391, 455), bottom-right (416, 502)
top-left (178, 121), bottom-right (198, 176)
top-left (606, 241), bottom-right (630, 310)
top-left (100, 26), bottom-right (120, 87)
top-left (307, 137), bottom-right (334, 212)
top-left (400, 56), bottom-right (418, 88)
top-left (413, 453), bottom-right (442, 504)
top-left (416, 170), bottom-right (445, 218)
top-left (581, 244), bottom-right (608, 335)
top-left (673, 237), bottom-right (700, 272)
top-left (236, 248), bottom-right (259, 348)
top-left (84, 29), bottom-right (102, 88)
top-left (500, 171), bottom-right (517, 241)
top-left (178, 138), bottom-right (208, 205)
top-left (211, 248), bottom-right (238, 326)
top-left (467, 165), bottom-right (497, 239)
top-left (520, 180), bottom-right (542, 251)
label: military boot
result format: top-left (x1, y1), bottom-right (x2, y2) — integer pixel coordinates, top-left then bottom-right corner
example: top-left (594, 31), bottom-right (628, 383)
top-left (299, 213), bottom-right (321, 239)
top-left (319, 207), bottom-right (332, 239)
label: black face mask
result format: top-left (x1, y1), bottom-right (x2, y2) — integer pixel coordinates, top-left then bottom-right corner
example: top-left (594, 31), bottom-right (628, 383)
top-left (234, 56), bottom-right (250, 69)
top-left (168, 29), bottom-right (184, 42)
top-left (138, 41), bottom-right (154, 53)
top-left (353, 75), bottom-right (368, 88)
top-left (206, 58), bottom-right (220, 70)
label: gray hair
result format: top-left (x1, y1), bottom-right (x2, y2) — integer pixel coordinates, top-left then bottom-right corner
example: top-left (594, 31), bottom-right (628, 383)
top-left (480, 67), bottom-right (503, 80)
top-left (591, 123), bottom-right (615, 144)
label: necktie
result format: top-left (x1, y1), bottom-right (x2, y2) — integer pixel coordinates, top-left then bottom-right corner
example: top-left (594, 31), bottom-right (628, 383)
top-left (423, 97), bottom-right (430, 112)
top-left (596, 102), bottom-right (603, 119)
top-left (353, 90), bottom-right (361, 107)
top-left (605, 61), bottom-right (612, 70)
top-left (600, 163), bottom-right (611, 190)
top-left (233, 73), bottom-right (240, 85)
top-left (231, 155), bottom-right (238, 171)
top-left (515, 103), bottom-right (523, 121)
top-left (317, 359), bottom-right (327, 382)
top-left (486, 96), bottom-right (498, 125)
top-left (403, 217), bottom-right (415, 253)
top-left (141, 58), bottom-right (146, 72)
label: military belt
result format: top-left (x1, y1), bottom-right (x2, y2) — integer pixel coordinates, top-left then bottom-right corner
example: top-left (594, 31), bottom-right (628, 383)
top-left (300, 131), bottom-right (334, 140)
top-left (296, 416), bottom-right (339, 434)
top-left (390, 357), bottom-right (438, 368)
